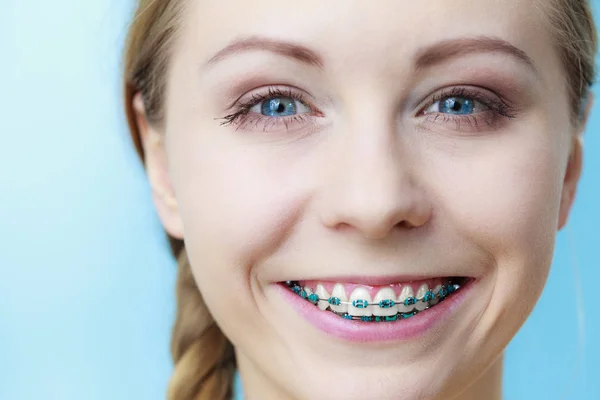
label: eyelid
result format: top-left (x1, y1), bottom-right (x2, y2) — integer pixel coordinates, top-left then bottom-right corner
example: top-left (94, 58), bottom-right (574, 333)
top-left (424, 97), bottom-right (487, 114)
top-left (227, 85), bottom-right (316, 112)
top-left (416, 86), bottom-right (517, 118)
top-left (249, 97), bottom-right (311, 114)
top-left (413, 86), bottom-right (519, 134)
top-left (218, 85), bottom-right (324, 132)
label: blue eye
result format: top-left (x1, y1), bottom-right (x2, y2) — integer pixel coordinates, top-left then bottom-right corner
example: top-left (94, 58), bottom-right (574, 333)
top-left (424, 94), bottom-right (487, 116)
top-left (251, 96), bottom-right (310, 117)
top-left (437, 96), bottom-right (475, 115)
top-left (261, 97), bottom-right (296, 116)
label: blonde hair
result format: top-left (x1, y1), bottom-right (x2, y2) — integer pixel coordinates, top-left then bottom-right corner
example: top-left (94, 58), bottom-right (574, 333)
top-left (122, 1), bottom-right (597, 399)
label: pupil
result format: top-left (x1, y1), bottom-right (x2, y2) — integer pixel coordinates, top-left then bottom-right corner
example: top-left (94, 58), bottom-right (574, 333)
top-left (441, 97), bottom-right (473, 115)
top-left (262, 97), bottom-right (297, 117)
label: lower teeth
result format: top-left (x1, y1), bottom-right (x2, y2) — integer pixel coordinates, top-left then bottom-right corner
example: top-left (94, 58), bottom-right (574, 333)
top-left (285, 279), bottom-right (462, 322)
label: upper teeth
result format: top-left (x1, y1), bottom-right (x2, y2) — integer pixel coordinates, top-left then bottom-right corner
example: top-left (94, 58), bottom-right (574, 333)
top-left (348, 287), bottom-right (373, 317)
top-left (430, 285), bottom-right (442, 305)
top-left (330, 283), bottom-right (348, 314)
top-left (292, 281), bottom-right (459, 317)
top-left (397, 285), bottom-right (415, 313)
top-left (315, 284), bottom-right (330, 311)
top-left (415, 284), bottom-right (430, 311)
top-left (372, 287), bottom-right (398, 317)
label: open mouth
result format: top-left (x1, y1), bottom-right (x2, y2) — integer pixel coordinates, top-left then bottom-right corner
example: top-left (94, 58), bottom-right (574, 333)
top-left (284, 277), bottom-right (469, 322)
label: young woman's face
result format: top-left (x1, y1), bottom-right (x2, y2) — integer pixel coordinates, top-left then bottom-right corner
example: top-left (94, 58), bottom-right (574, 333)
top-left (145, 0), bottom-right (583, 398)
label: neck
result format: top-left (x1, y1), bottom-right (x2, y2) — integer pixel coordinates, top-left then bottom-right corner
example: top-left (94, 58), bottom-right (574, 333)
top-left (236, 349), bottom-right (290, 400)
top-left (236, 349), bottom-right (504, 400)
top-left (452, 354), bottom-right (503, 400)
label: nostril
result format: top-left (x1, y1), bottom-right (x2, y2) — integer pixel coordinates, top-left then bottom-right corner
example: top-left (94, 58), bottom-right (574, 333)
top-left (398, 220), bottom-right (415, 229)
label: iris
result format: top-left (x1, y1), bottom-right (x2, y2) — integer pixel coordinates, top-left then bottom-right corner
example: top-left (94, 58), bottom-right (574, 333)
top-left (439, 96), bottom-right (475, 115)
top-left (261, 97), bottom-right (297, 117)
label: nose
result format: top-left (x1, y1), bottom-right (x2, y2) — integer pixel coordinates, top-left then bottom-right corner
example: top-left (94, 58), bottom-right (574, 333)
top-left (318, 124), bottom-right (432, 240)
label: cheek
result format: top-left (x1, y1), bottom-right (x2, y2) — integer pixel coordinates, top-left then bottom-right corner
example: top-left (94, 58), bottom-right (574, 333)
top-left (443, 146), bottom-right (561, 260)
top-left (425, 124), bottom-right (565, 312)
top-left (165, 127), bottom-right (321, 345)
top-left (165, 126), bottom-right (309, 289)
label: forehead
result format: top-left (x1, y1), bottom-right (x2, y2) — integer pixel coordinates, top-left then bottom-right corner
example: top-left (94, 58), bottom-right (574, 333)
top-left (178, 0), bottom-right (554, 69)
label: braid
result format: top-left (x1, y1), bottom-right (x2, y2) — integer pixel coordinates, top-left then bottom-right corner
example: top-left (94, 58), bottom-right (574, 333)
top-left (167, 240), bottom-right (236, 400)
top-left (122, 1), bottom-right (237, 397)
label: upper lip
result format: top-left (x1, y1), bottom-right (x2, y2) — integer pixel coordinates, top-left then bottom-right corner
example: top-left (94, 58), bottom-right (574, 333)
top-left (285, 274), bottom-right (467, 286)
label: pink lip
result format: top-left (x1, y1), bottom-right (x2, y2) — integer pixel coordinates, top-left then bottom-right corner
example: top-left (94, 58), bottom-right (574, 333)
top-left (274, 279), bottom-right (474, 343)
top-left (292, 274), bottom-right (456, 286)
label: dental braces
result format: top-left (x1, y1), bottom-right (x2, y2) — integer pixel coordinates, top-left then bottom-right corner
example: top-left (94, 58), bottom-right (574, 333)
top-left (285, 281), bottom-right (461, 322)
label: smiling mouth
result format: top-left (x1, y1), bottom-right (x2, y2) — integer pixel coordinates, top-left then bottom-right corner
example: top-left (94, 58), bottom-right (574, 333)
top-left (284, 277), bottom-right (469, 322)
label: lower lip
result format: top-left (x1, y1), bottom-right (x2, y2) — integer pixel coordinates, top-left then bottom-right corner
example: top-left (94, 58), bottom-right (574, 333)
top-left (274, 280), bottom-right (474, 343)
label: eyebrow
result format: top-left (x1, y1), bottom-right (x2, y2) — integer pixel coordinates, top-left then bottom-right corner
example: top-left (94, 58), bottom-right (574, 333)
top-left (415, 36), bottom-right (537, 73)
top-left (206, 36), bottom-right (324, 69)
top-left (205, 35), bottom-right (536, 74)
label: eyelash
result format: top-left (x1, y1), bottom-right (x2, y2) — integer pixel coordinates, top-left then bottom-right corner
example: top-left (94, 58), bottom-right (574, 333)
top-left (417, 87), bottom-right (517, 132)
top-left (217, 86), bottom-right (517, 133)
top-left (218, 87), bottom-right (320, 132)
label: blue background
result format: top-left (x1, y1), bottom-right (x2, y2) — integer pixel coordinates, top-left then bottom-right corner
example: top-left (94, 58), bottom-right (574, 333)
top-left (1, 1), bottom-right (598, 399)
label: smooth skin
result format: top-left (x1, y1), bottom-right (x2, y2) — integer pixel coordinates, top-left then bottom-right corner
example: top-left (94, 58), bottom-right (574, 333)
top-left (133, 1), bottom-right (591, 399)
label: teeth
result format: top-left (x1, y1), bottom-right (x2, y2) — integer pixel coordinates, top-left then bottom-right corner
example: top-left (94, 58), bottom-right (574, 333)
top-left (297, 279), bottom-right (461, 320)
top-left (329, 283), bottom-right (348, 313)
top-left (372, 287), bottom-right (398, 316)
top-left (315, 284), bottom-right (330, 311)
top-left (430, 285), bottom-right (442, 305)
top-left (348, 287), bottom-right (373, 317)
top-left (304, 286), bottom-right (318, 304)
top-left (415, 284), bottom-right (429, 311)
top-left (397, 285), bottom-right (415, 313)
